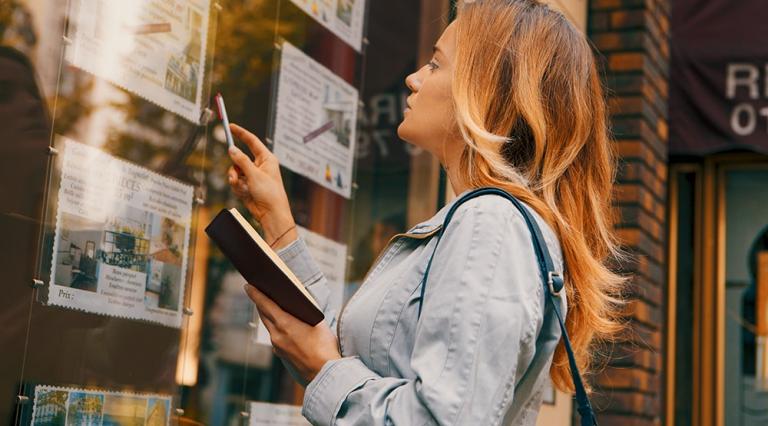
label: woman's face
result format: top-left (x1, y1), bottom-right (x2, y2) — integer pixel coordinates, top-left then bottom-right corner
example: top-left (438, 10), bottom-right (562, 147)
top-left (397, 22), bottom-right (458, 161)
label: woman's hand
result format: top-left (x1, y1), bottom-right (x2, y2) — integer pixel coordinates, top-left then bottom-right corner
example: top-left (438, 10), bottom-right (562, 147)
top-left (227, 124), bottom-right (297, 248)
top-left (244, 285), bottom-right (341, 384)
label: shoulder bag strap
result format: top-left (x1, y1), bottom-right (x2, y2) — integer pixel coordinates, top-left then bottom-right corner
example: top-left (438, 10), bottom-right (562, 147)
top-left (416, 187), bottom-right (598, 426)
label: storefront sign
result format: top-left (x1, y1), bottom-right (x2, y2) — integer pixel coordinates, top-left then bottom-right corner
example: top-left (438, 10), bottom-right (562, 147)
top-left (670, 0), bottom-right (768, 155)
top-left (47, 137), bottom-right (193, 328)
top-left (65, 0), bottom-right (210, 123)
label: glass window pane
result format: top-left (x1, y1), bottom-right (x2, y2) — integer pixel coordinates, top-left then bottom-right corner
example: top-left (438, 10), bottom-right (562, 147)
top-left (724, 168), bottom-right (768, 425)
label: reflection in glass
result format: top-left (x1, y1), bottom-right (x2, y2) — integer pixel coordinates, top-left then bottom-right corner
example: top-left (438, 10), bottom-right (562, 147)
top-left (725, 169), bottom-right (768, 425)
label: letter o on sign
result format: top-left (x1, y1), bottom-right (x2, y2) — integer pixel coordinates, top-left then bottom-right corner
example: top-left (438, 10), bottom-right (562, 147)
top-left (731, 103), bottom-right (756, 136)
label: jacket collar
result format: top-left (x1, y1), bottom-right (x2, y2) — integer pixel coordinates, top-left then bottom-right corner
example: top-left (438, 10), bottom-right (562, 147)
top-left (404, 188), bottom-right (475, 235)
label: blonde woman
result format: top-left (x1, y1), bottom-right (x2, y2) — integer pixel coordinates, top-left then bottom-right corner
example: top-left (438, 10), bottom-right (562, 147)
top-left (226, 0), bottom-right (624, 424)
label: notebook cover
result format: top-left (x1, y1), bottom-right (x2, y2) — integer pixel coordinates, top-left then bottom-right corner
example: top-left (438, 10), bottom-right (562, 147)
top-left (204, 209), bottom-right (324, 326)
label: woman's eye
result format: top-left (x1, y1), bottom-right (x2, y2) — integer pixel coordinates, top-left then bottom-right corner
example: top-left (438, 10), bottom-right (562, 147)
top-left (427, 60), bottom-right (439, 71)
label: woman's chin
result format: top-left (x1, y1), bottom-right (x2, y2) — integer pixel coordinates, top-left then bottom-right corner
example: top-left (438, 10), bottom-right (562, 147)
top-left (396, 121), bottom-right (410, 142)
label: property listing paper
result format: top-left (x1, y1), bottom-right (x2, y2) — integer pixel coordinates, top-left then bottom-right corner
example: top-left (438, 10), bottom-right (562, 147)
top-left (289, 0), bottom-right (366, 52)
top-left (297, 226), bottom-right (347, 313)
top-left (210, 272), bottom-right (274, 368)
top-left (48, 137), bottom-right (193, 328)
top-left (272, 41), bottom-right (359, 199)
top-left (65, 0), bottom-right (210, 123)
top-left (249, 401), bottom-right (310, 426)
top-left (31, 385), bottom-right (172, 426)
top-left (255, 226), bottom-right (347, 346)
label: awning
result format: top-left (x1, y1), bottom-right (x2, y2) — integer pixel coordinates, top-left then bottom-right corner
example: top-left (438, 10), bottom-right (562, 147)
top-left (670, 0), bottom-right (768, 155)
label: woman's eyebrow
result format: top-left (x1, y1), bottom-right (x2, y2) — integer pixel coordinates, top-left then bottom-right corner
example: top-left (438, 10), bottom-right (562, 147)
top-left (433, 45), bottom-right (444, 58)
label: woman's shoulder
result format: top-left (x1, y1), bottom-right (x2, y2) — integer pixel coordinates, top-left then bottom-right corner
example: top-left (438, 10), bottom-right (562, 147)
top-left (446, 194), bottom-right (564, 268)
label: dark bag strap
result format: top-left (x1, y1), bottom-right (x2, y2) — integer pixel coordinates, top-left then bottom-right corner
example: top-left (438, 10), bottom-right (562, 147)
top-left (416, 187), bottom-right (598, 426)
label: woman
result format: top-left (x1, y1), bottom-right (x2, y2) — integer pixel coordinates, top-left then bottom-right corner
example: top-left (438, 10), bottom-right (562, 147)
top-left (226, 0), bottom-right (625, 424)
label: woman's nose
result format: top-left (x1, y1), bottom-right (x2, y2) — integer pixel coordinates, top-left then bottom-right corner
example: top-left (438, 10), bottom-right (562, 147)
top-left (405, 71), bottom-right (421, 93)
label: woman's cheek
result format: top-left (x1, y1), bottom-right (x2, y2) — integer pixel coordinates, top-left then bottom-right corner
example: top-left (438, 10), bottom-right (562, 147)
top-left (398, 111), bottom-right (431, 148)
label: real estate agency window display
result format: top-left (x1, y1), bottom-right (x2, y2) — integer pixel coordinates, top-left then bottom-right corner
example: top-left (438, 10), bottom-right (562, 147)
top-left (0, 0), bottom-right (453, 424)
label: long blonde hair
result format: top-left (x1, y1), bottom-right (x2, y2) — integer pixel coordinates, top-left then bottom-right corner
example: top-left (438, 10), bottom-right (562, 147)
top-left (452, 0), bottom-right (626, 392)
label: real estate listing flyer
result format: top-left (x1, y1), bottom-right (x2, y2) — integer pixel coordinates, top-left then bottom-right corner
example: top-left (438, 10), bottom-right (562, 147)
top-left (289, 0), bottom-right (366, 52)
top-left (47, 137), bottom-right (193, 328)
top-left (31, 385), bottom-right (172, 426)
top-left (272, 41), bottom-right (359, 198)
top-left (297, 226), bottom-right (347, 313)
top-left (249, 401), bottom-right (309, 426)
top-left (65, 0), bottom-right (210, 123)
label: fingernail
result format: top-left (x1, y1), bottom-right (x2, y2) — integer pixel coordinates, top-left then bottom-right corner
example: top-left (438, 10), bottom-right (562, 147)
top-left (228, 145), bottom-right (240, 156)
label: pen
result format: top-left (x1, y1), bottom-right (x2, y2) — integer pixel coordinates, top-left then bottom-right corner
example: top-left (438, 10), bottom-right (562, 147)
top-left (215, 93), bottom-right (235, 150)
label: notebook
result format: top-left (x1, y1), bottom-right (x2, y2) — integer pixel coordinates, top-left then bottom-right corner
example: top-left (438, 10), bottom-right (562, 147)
top-left (205, 208), bottom-right (324, 326)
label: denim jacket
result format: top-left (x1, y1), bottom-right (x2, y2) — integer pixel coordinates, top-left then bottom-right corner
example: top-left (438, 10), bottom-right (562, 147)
top-left (276, 190), bottom-right (567, 426)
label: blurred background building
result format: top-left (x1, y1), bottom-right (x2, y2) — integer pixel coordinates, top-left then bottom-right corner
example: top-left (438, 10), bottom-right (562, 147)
top-left (0, 0), bottom-right (766, 425)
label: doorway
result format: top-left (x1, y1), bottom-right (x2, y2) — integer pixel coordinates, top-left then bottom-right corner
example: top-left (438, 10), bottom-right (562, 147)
top-left (667, 156), bottom-right (768, 426)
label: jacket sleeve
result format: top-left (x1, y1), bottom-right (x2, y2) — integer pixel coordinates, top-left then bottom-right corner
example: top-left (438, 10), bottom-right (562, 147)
top-left (277, 238), bottom-right (338, 331)
top-left (300, 200), bottom-right (548, 426)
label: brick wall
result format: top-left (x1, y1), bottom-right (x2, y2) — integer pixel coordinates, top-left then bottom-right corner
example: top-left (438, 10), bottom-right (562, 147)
top-left (587, 0), bottom-right (670, 425)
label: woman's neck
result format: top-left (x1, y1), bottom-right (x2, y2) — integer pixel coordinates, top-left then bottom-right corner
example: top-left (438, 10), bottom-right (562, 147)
top-left (441, 141), bottom-right (471, 195)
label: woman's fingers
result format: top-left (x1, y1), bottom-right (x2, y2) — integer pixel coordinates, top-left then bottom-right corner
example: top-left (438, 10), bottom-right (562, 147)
top-left (227, 166), bottom-right (239, 184)
top-left (228, 145), bottom-right (252, 173)
top-left (244, 285), bottom-right (291, 326)
top-left (244, 285), bottom-right (272, 316)
top-left (226, 166), bottom-right (240, 185)
top-left (226, 167), bottom-right (251, 196)
top-left (237, 181), bottom-right (249, 195)
top-left (228, 145), bottom-right (267, 184)
top-left (230, 123), bottom-right (272, 162)
top-left (245, 285), bottom-right (275, 311)
top-left (258, 310), bottom-right (275, 333)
